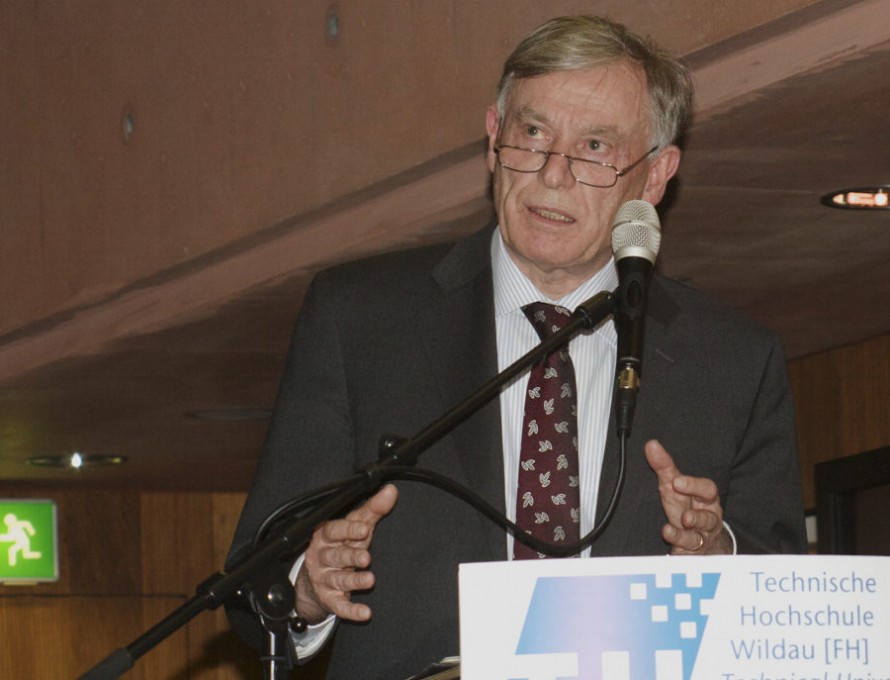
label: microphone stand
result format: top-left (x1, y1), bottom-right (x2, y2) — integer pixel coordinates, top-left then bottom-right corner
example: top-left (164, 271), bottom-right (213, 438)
top-left (78, 291), bottom-right (616, 680)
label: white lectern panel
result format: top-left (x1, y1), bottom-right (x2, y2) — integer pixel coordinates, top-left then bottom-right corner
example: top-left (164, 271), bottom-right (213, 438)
top-left (459, 555), bottom-right (890, 680)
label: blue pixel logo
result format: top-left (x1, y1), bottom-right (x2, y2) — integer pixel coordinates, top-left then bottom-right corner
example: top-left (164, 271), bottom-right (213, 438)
top-left (514, 572), bottom-right (720, 679)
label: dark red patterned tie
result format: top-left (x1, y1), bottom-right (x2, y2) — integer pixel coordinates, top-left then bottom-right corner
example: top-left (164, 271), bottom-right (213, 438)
top-left (514, 302), bottom-right (581, 559)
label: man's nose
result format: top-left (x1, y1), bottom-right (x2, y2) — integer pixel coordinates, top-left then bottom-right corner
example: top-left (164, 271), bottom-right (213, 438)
top-left (539, 151), bottom-right (577, 189)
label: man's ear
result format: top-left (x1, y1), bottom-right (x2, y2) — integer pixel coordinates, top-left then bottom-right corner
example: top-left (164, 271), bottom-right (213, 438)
top-left (485, 105), bottom-right (501, 173)
top-left (642, 145), bottom-right (681, 205)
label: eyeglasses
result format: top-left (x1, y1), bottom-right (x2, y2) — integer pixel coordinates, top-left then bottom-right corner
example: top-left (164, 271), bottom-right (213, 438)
top-left (493, 144), bottom-right (658, 188)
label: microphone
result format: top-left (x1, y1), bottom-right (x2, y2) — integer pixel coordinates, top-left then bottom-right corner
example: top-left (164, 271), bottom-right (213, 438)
top-left (611, 199), bottom-right (661, 437)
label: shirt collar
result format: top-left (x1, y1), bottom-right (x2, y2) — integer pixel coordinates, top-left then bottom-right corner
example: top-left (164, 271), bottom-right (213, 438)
top-left (491, 229), bottom-right (619, 318)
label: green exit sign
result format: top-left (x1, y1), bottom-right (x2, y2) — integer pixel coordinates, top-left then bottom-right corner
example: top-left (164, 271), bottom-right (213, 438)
top-left (0, 499), bottom-right (59, 584)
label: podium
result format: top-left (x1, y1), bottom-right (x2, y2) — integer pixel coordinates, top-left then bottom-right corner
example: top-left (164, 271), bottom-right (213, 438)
top-left (459, 554), bottom-right (890, 680)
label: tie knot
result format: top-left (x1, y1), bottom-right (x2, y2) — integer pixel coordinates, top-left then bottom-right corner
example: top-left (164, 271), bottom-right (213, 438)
top-left (522, 302), bottom-right (573, 341)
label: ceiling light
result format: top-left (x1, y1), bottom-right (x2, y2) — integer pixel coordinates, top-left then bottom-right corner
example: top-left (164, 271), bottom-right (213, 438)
top-left (26, 453), bottom-right (127, 469)
top-left (821, 186), bottom-right (890, 210)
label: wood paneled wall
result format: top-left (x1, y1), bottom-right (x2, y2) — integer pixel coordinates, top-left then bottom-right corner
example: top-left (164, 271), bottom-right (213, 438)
top-left (789, 332), bottom-right (890, 510)
top-left (0, 490), bottom-right (328, 679)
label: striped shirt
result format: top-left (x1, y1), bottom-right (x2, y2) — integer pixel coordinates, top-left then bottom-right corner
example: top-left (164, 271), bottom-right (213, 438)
top-left (491, 229), bottom-right (618, 558)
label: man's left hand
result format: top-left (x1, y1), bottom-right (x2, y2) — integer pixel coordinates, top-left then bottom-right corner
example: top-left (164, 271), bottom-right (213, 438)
top-left (645, 439), bottom-right (733, 555)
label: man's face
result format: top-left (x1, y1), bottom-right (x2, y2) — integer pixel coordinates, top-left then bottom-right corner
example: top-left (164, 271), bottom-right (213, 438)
top-left (486, 61), bottom-right (679, 297)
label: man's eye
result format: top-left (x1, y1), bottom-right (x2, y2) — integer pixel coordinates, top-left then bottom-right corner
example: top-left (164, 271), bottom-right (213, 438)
top-left (587, 140), bottom-right (602, 151)
top-left (525, 125), bottom-right (542, 137)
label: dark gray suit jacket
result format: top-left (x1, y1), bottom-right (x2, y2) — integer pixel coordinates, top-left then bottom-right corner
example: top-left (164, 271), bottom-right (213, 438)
top-left (226, 226), bottom-right (806, 679)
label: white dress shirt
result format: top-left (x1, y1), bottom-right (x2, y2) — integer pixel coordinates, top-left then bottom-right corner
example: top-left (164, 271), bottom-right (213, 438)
top-left (491, 230), bottom-right (618, 558)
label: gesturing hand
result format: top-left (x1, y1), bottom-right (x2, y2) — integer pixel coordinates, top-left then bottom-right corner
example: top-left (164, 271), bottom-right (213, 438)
top-left (295, 484), bottom-right (399, 624)
top-left (645, 440), bottom-right (733, 555)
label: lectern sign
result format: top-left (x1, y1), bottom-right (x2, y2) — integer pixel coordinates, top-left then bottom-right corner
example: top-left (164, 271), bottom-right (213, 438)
top-left (0, 499), bottom-right (59, 584)
top-left (459, 555), bottom-right (890, 680)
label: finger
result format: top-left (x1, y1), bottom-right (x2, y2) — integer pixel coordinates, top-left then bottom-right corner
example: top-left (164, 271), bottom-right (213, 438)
top-left (326, 595), bottom-right (373, 622)
top-left (318, 517), bottom-right (374, 545)
top-left (680, 507), bottom-right (721, 533)
top-left (644, 439), bottom-right (681, 486)
top-left (673, 474), bottom-right (719, 505)
top-left (346, 484), bottom-right (399, 525)
top-left (308, 569), bottom-right (373, 622)
top-left (312, 543), bottom-right (370, 572)
top-left (315, 486), bottom-right (399, 545)
top-left (319, 564), bottom-right (375, 593)
top-left (313, 563), bottom-right (378, 620)
top-left (663, 524), bottom-right (705, 554)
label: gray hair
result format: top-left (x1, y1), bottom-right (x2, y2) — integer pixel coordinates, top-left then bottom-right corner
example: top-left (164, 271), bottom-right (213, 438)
top-left (496, 16), bottom-right (693, 149)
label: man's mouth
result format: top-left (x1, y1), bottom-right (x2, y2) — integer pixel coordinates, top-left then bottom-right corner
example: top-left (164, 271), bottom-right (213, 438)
top-left (531, 207), bottom-right (575, 223)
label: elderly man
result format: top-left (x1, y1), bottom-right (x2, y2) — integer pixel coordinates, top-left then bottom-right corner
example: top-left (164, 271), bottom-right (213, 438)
top-left (227, 15), bottom-right (806, 679)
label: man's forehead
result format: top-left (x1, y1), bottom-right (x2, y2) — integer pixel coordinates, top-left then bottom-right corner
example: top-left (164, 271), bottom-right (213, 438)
top-left (504, 103), bottom-right (622, 141)
top-left (502, 65), bottom-right (649, 137)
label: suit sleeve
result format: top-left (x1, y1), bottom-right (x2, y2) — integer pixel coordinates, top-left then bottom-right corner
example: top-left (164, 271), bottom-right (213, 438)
top-left (223, 272), bottom-right (358, 651)
top-left (723, 334), bottom-right (807, 554)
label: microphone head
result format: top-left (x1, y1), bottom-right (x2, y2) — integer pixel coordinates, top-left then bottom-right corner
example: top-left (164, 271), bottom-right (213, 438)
top-left (611, 199), bottom-right (661, 264)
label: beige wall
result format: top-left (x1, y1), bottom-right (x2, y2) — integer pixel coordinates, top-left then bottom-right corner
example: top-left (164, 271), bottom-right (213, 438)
top-left (0, 0), bottom-right (819, 337)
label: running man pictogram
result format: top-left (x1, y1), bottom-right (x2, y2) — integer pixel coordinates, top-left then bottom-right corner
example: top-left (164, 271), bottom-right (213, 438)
top-left (0, 512), bottom-right (43, 567)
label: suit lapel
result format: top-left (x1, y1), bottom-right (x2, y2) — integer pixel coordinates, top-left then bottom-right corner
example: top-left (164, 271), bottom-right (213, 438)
top-left (594, 274), bottom-right (684, 555)
top-left (411, 226), bottom-right (507, 560)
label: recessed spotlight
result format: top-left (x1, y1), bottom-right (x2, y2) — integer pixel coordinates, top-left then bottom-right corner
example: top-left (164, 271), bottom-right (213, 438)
top-left (326, 6), bottom-right (340, 40)
top-left (26, 453), bottom-right (127, 469)
top-left (821, 186), bottom-right (890, 210)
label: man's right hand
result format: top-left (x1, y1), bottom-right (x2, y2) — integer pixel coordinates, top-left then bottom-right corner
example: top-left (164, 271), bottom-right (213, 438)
top-left (295, 484), bottom-right (399, 624)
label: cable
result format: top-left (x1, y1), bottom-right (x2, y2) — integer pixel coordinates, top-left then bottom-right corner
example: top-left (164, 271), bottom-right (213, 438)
top-left (253, 433), bottom-right (627, 558)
